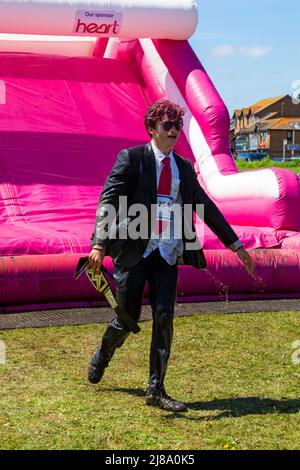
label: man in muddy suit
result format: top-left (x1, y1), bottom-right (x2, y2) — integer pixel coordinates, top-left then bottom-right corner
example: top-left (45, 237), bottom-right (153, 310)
top-left (87, 99), bottom-right (254, 412)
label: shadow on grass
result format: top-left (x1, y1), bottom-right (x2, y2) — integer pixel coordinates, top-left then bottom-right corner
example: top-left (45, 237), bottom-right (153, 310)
top-left (165, 397), bottom-right (300, 421)
top-left (101, 388), bottom-right (300, 420)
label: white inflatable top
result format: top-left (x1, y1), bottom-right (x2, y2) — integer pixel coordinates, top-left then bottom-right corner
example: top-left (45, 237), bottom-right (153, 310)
top-left (0, 0), bottom-right (198, 39)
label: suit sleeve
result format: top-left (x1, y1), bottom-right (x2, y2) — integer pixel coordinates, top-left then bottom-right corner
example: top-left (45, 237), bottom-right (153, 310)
top-left (190, 162), bottom-right (242, 249)
top-left (91, 149), bottom-right (133, 247)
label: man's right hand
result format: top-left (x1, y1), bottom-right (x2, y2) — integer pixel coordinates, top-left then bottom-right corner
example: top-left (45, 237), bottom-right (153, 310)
top-left (89, 246), bottom-right (106, 276)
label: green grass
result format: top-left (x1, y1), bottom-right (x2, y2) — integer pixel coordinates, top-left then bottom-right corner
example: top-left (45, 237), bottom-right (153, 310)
top-left (0, 311), bottom-right (300, 450)
top-left (236, 157), bottom-right (300, 174)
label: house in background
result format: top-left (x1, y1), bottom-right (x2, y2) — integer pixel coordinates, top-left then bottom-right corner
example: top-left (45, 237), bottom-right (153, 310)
top-left (230, 95), bottom-right (300, 159)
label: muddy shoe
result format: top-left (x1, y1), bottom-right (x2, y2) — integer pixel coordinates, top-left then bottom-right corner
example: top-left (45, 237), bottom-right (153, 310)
top-left (145, 388), bottom-right (188, 412)
top-left (87, 361), bottom-right (106, 384)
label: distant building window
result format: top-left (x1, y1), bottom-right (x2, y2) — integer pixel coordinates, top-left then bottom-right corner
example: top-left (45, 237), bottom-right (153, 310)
top-left (235, 135), bottom-right (250, 151)
top-left (287, 131), bottom-right (293, 140)
top-left (258, 132), bottom-right (270, 149)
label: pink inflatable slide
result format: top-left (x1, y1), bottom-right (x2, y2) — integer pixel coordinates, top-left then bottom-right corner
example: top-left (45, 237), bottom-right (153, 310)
top-left (0, 0), bottom-right (300, 312)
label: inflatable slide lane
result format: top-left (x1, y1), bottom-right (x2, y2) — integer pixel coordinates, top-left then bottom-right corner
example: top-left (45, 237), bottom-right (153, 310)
top-left (0, 0), bottom-right (300, 311)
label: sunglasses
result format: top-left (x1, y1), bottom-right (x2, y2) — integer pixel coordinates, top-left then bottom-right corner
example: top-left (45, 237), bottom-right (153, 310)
top-left (161, 120), bottom-right (184, 132)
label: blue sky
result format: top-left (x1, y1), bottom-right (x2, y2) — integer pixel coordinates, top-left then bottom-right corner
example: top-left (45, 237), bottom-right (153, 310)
top-left (189, 0), bottom-right (300, 116)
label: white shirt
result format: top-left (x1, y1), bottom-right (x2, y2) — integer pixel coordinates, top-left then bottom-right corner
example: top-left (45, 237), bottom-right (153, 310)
top-left (143, 140), bottom-right (184, 265)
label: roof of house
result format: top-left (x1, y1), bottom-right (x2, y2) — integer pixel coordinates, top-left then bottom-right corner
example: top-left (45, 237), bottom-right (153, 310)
top-left (259, 111), bottom-right (279, 121)
top-left (233, 95), bottom-right (287, 117)
top-left (251, 96), bottom-right (285, 112)
top-left (258, 117), bottom-right (300, 131)
top-left (237, 124), bottom-right (257, 134)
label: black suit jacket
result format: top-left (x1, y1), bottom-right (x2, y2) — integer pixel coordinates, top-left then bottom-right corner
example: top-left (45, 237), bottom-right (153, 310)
top-left (91, 142), bottom-right (239, 269)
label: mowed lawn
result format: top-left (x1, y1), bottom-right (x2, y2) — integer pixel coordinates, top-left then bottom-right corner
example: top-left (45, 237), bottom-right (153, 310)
top-left (235, 157), bottom-right (300, 174)
top-left (0, 310), bottom-right (300, 450)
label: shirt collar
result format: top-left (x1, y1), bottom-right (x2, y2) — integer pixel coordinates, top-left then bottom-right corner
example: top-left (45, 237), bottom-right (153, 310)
top-left (151, 140), bottom-right (174, 163)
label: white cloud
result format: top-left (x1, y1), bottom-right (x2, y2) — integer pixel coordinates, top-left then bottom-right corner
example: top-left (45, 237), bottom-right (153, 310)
top-left (238, 45), bottom-right (273, 58)
top-left (212, 44), bottom-right (235, 57)
top-left (212, 44), bottom-right (272, 59)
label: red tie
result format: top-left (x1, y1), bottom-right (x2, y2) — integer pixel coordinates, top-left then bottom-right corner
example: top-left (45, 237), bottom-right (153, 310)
top-left (157, 156), bottom-right (171, 195)
top-left (155, 157), bottom-right (172, 235)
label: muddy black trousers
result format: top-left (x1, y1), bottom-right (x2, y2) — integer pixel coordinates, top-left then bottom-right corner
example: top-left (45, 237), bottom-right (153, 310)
top-left (91, 248), bottom-right (178, 391)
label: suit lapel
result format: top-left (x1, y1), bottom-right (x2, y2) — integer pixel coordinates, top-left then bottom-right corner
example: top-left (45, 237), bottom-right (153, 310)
top-left (143, 142), bottom-right (157, 202)
top-left (173, 152), bottom-right (188, 203)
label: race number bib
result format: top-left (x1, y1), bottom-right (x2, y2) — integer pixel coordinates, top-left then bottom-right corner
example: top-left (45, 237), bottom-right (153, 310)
top-left (157, 195), bottom-right (173, 221)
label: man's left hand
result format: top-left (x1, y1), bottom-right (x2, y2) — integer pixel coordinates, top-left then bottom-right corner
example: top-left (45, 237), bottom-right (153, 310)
top-left (236, 248), bottom-right (254, 275)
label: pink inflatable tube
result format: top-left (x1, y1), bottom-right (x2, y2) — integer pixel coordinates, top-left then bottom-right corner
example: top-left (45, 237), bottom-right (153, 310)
top-left (1, 250), bottom-right (300, 313)
top-left (151, 39), bottom-right (300, 231)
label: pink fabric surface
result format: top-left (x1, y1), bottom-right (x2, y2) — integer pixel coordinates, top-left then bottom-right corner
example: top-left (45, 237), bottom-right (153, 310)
top-left (0, 220), bottom-right (284, 256)
top-left (0, 50), bottom-right (300, 308)
top-left (198, 222), bottom-right (280, 250)
top-left (276, 230), bottom-right (300, 248)
top-left (0, 53), bottom-right (150, 255)
top-left (0, 52), bottom-right (297, 257)
top-left (2, 250), bottom-right (300, 308)
top-left (0, 51), bottom-right (194, 256)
